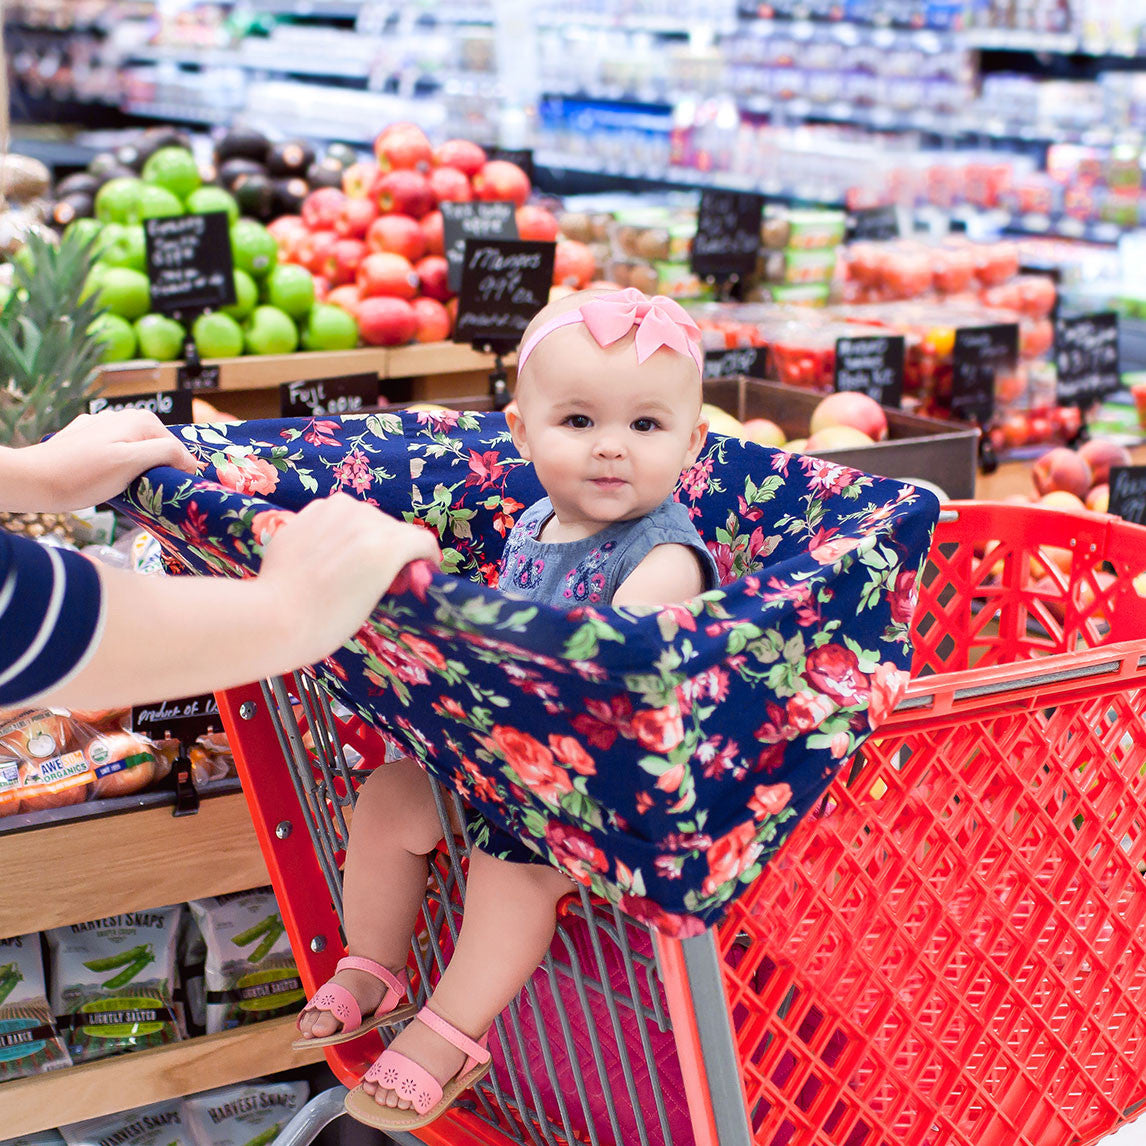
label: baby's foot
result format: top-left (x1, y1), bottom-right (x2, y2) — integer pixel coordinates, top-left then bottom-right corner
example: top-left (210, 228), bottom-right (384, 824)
top-left (362, 1016), bottom-right (469, 1111)
top-left (296, 964), bottom-right (394, 1040)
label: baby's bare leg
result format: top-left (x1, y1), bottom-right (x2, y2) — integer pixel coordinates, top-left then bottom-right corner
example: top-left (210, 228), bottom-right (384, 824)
top-left (364, 847), bottom-right (573, 1110)
top-left (298, 756), bottom-right (446, 1039)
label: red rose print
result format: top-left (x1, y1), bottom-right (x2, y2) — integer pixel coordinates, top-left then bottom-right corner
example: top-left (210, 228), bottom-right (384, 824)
top-left (250, 508), bottom-right (292, 545)
top-left (490, 726), bottom-right (573, 805)
top-left (547, 734), bottom-right (596, 775)
top-left (544, 822), bottom-right (607, 886)
top-left (805, 644), bottom-right (870, 706)
top-left (215, 454), bottom-right (279, 496)
top-left (702, 820), bottom-right (764, 897)
top-left (868, 662), bottom-right (908, 726)
top-left (630, 706), bottom-right (685, 754)
top-left (786, 690), bottom-right (836, 733)
top-left (619, 894), bottom-right (707, 937)
top-left (888, 568), bottom-right (919, 625)
top-left (748, 782), bottom-right (792, 819)
top-left (400, 633), bottom-right (447, 670)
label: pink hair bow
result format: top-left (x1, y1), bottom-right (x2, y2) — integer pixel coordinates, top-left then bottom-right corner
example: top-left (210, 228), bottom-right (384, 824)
top-left (517, 287), bottom-right (704, 374)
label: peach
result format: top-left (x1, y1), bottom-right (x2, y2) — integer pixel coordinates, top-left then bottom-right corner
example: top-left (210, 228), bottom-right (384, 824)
top-left (1031, 447), bottom-right (1091, 501)
top-left (1077, 438), bottom-right (1132, 488)
top-left (1086, 484), bottom-right (1110, 514)
top-left (784, 438), bottom-right (807, 453)
top-left (740, 418), bottom-right (786, 448)
top-left (1038, 489), bottom-right (1087, 513)
top-left (806, 425), bottom-right (876, 452)
top-left (808, 391), bottom-right (888, 442)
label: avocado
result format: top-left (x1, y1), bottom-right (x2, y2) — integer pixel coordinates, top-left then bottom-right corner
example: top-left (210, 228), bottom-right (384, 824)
top-left (267, 139), bottom-right (316, 178)
top-left (55, 172), bottom-right (101, 199)
top-left (272, 177), bottom-right (309, 215)
top-left (215, 127), bottom-right (270, 166)
top-left (232, 172), bottom-right (276, 220)
top-left (305, 159), bottom-right (344, 190)
top-left (218, 157), bottom-right (267, 191)
top-left (88, 151), bottom-right (127, 178)
top-left (90, 164), bottom-right (140, 188)
top-left (323, 142), bottom-right (359, 169)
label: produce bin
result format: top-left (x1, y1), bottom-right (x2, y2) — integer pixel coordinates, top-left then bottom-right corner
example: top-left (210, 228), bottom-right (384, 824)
top-left (217, 499), bottom-right (1146, 1146)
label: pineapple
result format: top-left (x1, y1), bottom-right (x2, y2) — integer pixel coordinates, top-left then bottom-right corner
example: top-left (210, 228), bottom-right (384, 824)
top-left (0, 229), bottom-right (109, 539)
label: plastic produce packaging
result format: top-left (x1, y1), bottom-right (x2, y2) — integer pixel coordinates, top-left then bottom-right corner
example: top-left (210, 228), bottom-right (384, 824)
top-left (61, 1099), bottom-right (196, 1146)
top-left (183, 1081), bottom-right (309, 1146)
top-left (0, 932), bottom-right (71, 1081)
top-left (188, 889), bottom-right (302, 1033)
top-left (1, 1133), bottom-right (68, 1146)
top-left (46, 906), bottom-right (184, 1063)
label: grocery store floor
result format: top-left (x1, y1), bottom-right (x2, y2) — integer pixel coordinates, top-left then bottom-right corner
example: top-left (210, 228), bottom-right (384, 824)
top-left (1111, 1124), bottom-right (1146, 1144)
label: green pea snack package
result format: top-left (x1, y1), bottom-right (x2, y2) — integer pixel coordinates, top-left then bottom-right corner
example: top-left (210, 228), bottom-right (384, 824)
top-left (60, 1099), bottom-right (196, 1146)
top-left (182, 1081), bottom-right (309, 1146)
top-left (0, 932), bottom-right (71, 1081)
top-left (188, 889), bottom-right (303, 1034)
top-left (46, 906), bottom-right (184, 1063)
top-left (1, 1132), bottom-right (68, 1146)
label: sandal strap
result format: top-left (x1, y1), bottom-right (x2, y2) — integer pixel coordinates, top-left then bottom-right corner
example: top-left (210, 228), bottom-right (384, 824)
top-left (415, 1006), bottom-right (491, 1065)
top-left (336, 956), bottom-right (406, 998)
top-left (364, 1050), bottom-right (443, 1116)
top-left (299, 982), bottom-right (361, 1032)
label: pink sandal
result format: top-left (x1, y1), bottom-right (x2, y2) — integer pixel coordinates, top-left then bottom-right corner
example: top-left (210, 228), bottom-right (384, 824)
top-left (291, 956), bottom-right (417, 1050)
top-left (342, 1005), bottom-right (492, 1130)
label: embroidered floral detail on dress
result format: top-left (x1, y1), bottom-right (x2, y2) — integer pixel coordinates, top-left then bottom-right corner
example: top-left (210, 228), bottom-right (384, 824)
top-left (563, 541), bottom-right (616, 604)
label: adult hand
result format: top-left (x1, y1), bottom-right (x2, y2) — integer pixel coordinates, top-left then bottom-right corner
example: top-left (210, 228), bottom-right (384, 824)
top-left (8, 409), bottom-right (198, 512)
top-left (255, 494), bottom-right (442, 666)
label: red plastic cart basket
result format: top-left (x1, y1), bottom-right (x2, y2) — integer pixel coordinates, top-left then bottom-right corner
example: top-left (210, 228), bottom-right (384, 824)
top-left (217, 501), bottom-right (1146, 1146)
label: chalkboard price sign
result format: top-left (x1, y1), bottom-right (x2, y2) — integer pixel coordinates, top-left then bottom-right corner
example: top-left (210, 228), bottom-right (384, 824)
top-left (703, 346), bottom-right (769, 381)
top-left (89, 389), bottom-right (193, 426)
top-left (950, 323), bottom-right (1018, 425)
top-left (442, 201), bottom-right (518, 291)
top-left (1108, 465), bottom-right (1146, 526)
top-left (176, 362), bottom-right (221, 392)
top-left (833, 335), bottom-right (905, 407)
top-left (1055, 312), bottom-right (1120, 408)
top-left (453, 239), bottom-right (556, 348)
top-left (144, 212), bottom-right (236, 316)
top-left (132, 692), bottom-right (220, 743)
top-left (846, 205), bottom-right (900, 242)
top-left (279, 373), bottom-right (378, 418)
top-left (690, 190), bottom-right (765, 278)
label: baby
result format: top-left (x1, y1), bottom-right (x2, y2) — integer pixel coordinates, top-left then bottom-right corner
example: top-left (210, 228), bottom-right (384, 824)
top-left (295, 287), bottom-right (718, 1132)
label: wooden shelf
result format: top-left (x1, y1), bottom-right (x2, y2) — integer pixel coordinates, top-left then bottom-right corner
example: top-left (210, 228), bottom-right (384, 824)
top-left (0, 1015), bottom-right (324, 1136)
top-left (0, 791), bottom-right (269, 937)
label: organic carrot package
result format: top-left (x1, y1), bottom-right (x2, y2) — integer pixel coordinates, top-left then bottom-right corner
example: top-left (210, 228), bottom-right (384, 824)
top-left (182, 1081), bottom-right (309, 1146)
top-left (61, 1098), bottom-right (196, 1146)
top-left (46, 906), bottom-right (184, 1063)
top-left (188, 889), bottom-right (302, 1034)
top-left (0, 932), bottom-right (71, 1081)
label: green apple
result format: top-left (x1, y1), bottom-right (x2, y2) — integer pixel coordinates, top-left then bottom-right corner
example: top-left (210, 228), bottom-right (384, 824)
top-left (141, 146), bottom-right (201, 200)
top-left (136, 184), bottom-right (184, 220)
top-left (264, 264), bottom-right (315, 319)
top-left (134, 314), bottom-right (186, 361)
top-left (94, 177), bottom-right (146, 224)
top-left (89, 314), bottom-right (137, 363)
top-left (185, 186), bottom-right (239, 225)
top-left (96, 267), bottom-right (151, 320)
top-left (230, 219), bottom-right (278, 278)
top-left (302, 303), bottom-right (359, 351)
top-left (193, 312), bottom-right (244, 359)
top-left (97, 223), bottom-right (147, 272)
top-left (243, 306), bottom-right (298, 356)
top-left (222, 269), bottom-right (258, 321)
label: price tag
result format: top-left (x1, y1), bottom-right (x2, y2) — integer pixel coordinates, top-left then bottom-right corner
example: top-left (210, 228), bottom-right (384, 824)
top-left (703, 346), bottom-right (769, 380)
top-left (690, 190), bottom-right (765, 278)
top-left (131, 692), bottom-right (220, 743)
top-left (1108, 465), bottom-right (1146, 526)
top-left (442, 201), bottom-right (518, 292)
top-left (144, 213), bottom-right (236, 316)
top-left (1055, 312), bottom-right (1120, 408)
top-left (489, 147), bottom-right (535, 185)
top-left (176, 362), bottom-right (221, 392)
top-left (88, 390), bottom-right (193, 426)
top-left (951, 323), bottom-right (1018, 425)
top-left (279, 373), bottom-right (378, 418)
top-left (846, 205), bottom-right (900, 242)
top-left (833, 335), bottom-right (905, 407)
top-left (453, 238), bottom-right (556, 348)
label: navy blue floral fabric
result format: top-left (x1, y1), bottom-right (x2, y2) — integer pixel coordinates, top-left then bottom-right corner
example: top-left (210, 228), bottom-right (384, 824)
top-left (112, 408), bottom-right (938, 934)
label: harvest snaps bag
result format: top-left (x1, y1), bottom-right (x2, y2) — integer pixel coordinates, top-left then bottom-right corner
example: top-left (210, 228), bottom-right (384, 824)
top-left (61, 1099), bottom-right (196, 1146)
top-left (0, 933), bottom-right (71, 1081)
top-left (188, 889), bottom-right (302, 1033)
top-left (1, 1133), bottom-right (68, 1146)
top-left (47, 906), bottom-right (183, 1062)
top-left (182, 1081), bottom-right (309, 1146)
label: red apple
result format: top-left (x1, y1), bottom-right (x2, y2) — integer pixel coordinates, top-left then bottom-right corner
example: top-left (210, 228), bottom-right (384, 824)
top-left (357, 296), bottom-right (418, 346)
top-left (553, 240), bottom-right (596, 289)
top-left (298, 229), bottom-right (339, 278)
top-left (326, 284), bottom-right (362, 318)
top-left (301, 187), bottom-right (347, 231)
top-left (357, 251), bottom-right (420, 300)
top-left (312, 275), bottom-right (330, 302)
top-left (336, 196), bottom-right (379, 239)
top-left (516, 204), bottom-right (560, 242)
top-left (366, 214), bottom-right (426, 263)
top-left (374, 123), bottom-right (433, 173)
top-left (375, 170), bottom-right (435, 219)
top-left (267, 215), bottom-right (308, 262)
top-left (420, 210), bottom-right (445, 257)
top-left (434, 139), bottom-right (487, 177)
top-left (342, 161), bottom-right (382, 199)
top-left (429, 165), bottom-right (472, 203)
top-left (415, 255), bottom-right (451, 302)
top-left (323, 237), bottom-right (367, 286)
top-left (809, 391), bottom-right (888, 443)
top-left (472, 160), bottom-right (530, 207)
top-left (412, 296), bottom-right (451, 342)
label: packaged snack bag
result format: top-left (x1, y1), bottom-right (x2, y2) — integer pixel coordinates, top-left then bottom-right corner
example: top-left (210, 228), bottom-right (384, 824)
top-left (0, 1133), bottom-right (68, 1146)
top-left (0, 932), bottom-right (71, 1081)
top-left (61, 1099), bottom-right (195, 1146)
top-left (46, 906), bottom-right (184, 1063)
top-left (182, 1081), bottom-right (308, 1146)
top-left (188, 890), bottom-right (302, 1034)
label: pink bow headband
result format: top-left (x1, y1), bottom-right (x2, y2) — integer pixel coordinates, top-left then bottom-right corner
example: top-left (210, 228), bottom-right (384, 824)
top-left (517, 288), bottom-right (704, 376)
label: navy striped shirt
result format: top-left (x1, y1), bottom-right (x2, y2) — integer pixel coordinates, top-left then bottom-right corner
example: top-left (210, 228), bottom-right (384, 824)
top-left (0, 528), bottom-right (105, 706)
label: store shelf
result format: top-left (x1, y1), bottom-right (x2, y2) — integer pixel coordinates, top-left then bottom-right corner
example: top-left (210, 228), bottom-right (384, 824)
top-left (0, 1014), bottom-right (324, 1136)
top-left (0, 791), bottom-right (269, 937)
top-left (963, 28), bottom-right (1146, 58)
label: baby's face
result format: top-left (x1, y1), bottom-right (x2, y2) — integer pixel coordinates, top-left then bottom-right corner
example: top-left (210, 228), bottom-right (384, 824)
top-left (509, 325), bottom-right (708, 538)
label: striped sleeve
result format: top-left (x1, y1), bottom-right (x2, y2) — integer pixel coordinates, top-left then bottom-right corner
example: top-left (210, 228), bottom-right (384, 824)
top-left (0, 529), bottom-right (106, 707)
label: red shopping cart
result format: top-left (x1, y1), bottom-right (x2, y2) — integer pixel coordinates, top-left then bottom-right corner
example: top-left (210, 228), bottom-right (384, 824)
top-left (217, 501), bottom-right (1146, 1146)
